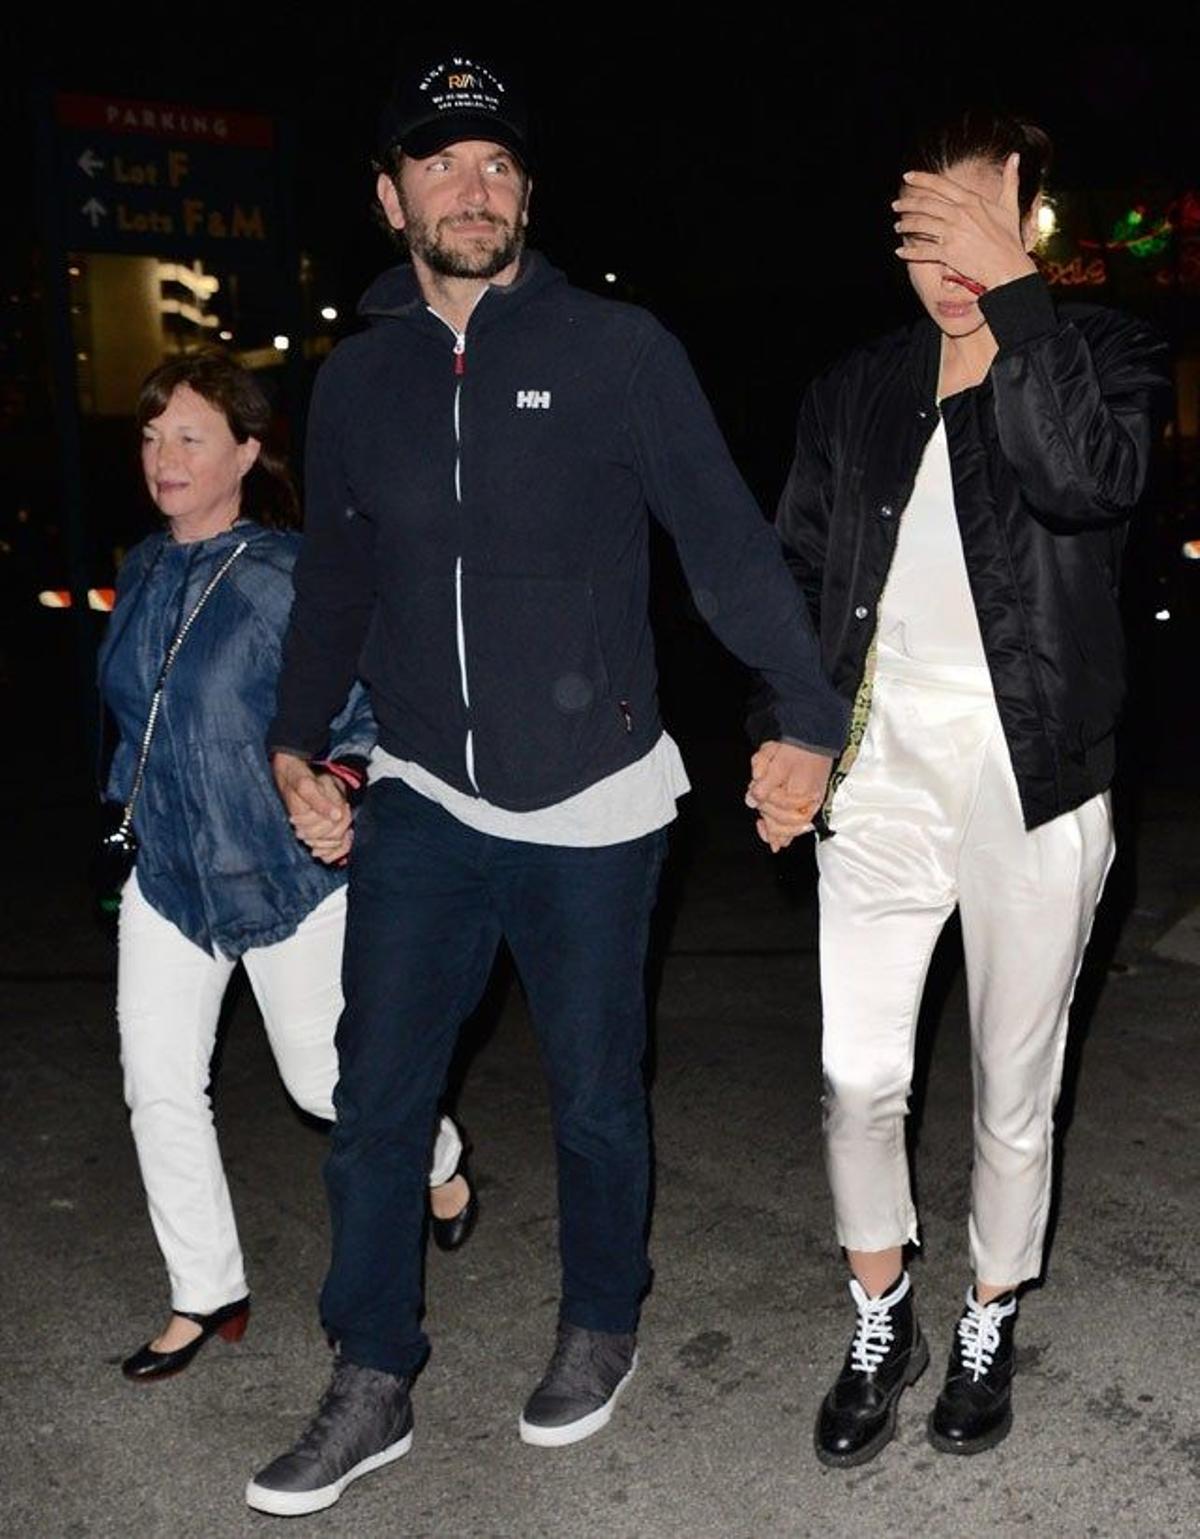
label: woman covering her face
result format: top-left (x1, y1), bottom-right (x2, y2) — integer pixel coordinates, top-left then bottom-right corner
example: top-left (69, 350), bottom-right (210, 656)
top-left (751, 111), bottom-right (1170, 1465)
top-left (99, 351), bottom-right (478, 1382)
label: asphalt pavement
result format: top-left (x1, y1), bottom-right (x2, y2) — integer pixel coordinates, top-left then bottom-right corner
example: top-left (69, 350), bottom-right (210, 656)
top-left (3, 741), bottom-right (1198, 1539)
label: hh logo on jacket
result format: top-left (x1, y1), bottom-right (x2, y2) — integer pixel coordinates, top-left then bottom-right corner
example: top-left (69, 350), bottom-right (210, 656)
top-left (515, 389), bottom-right (552, 410)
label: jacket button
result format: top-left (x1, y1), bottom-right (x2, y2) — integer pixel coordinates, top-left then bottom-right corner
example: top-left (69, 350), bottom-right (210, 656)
top-left (918, 409), bottom-right (929, 420)
top-left (879, 503), bottom-right (894, 518)
top-left (854, 605), bottom-right (869, 620)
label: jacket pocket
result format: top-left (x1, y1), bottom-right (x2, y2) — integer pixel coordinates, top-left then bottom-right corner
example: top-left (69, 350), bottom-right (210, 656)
top-left (191, 738), bottom-right (296, 878)
top-left (461, 573), bottom-right (616, 799)
top-left (359, 576), bottom-right (461, 739)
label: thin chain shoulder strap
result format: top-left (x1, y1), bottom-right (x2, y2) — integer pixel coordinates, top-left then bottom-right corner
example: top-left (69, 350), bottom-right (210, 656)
top-left (115, 539), bottom-right (249, 840)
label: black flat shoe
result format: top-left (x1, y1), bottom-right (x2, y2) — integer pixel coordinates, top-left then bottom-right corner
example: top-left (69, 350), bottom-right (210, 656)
top-left (430, 1161), bottom-right (479, 1252)
top-left (121, 1297), bottom-right (250, 1382)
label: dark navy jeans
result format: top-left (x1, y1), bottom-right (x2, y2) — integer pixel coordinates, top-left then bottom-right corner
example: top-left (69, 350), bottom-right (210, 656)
top-left (320, 777), bottom-right (667, 1375)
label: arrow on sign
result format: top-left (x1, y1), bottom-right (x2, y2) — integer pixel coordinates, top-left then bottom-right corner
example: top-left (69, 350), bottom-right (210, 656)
top-left (77, 148), bottom-right (105, 179)
top-left (81, 197), bottom-right (108, 228)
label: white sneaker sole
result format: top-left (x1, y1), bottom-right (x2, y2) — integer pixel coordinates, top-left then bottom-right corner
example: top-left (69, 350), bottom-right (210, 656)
top-left (518, 1353), bottom-right (638, 1447)
top-left (244, 1430), bottom-right (413, 1516)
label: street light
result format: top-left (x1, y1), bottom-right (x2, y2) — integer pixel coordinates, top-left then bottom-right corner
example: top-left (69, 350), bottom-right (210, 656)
top-left (1037, 201), bottom-right (1057, 239)
top-left (320, 305), bottom-right (338, 321)
top-left (273, 334), bottom-right (290, 351)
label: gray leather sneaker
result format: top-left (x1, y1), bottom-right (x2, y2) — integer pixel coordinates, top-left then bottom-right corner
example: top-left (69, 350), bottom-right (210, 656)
top-left (245, 1358), bottom-right (413, 1516)
top-left (518, 1323), bottom-right (638, 1447)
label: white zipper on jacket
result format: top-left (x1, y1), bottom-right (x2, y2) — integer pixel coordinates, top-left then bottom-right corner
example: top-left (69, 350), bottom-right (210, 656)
top-left (429, 298), bottom-right (484, 792)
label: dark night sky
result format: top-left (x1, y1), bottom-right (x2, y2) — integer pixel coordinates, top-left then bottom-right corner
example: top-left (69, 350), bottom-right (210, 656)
top-left (1, 7), bottom-right (1196, 771)
top-left (8, 11), bottom-right (1196, 293)
top-left (3, 9), bottom-right (1198, 503)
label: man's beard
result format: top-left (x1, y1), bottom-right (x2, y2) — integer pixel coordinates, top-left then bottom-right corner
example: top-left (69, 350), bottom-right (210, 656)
top-left (405, 209), bottom-right (525, 279)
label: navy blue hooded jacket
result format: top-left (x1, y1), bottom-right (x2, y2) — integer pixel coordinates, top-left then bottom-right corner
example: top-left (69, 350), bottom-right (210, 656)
top-left (269, 253), bottom-right (847, 810)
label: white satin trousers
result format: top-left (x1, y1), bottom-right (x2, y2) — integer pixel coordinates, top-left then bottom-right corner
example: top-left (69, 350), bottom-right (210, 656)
top-left (816, 650), bottom-right (1114, 1285)
top-left (118, 873), bottom-right (462, 1313)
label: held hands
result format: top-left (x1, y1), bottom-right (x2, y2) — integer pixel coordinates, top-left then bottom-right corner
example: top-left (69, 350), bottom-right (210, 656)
top-left (745, 741), bottom-right (833, 854)
top-left (892, 152), bottom-right (1037, 293)
top-left (271, 750), bottom-right (354, 865)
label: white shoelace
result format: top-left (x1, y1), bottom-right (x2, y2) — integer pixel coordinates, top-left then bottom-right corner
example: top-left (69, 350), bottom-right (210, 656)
top-left (847, 1277), bottom-right (906, 1373)
top-left (957, 1291), bottom-right (1016, 1381)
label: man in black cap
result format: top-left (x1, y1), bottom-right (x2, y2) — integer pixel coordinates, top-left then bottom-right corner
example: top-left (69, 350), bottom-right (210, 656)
top-left (245, 51), bottom-right (846, 1516)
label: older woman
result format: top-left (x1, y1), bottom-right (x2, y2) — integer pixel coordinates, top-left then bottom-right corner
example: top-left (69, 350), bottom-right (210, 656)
top-left (99, 352), bottom-right (476, 1383)
top-left (749, 111), bottom-right (1168, 1463)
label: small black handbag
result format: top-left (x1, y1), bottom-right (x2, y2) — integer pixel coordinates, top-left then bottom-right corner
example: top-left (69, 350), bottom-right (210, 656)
top-left (94, 799), bottom-right (140, 912)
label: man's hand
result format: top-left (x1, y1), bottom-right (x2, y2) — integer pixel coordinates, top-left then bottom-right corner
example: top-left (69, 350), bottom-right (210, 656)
top-left (745, 741), bottom-right (832, 853)
top-left (272, 750), bottom-right (354, 865)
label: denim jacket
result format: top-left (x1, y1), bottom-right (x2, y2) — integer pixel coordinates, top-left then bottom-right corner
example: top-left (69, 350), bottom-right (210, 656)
top-left (98, 521), bottom-right (374, 958)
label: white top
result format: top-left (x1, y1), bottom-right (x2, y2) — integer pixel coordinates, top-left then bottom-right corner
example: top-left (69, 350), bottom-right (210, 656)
top-left (370, 732), bottom-right (691, 847)
top-left (878, 419), bottom-right (990, 671)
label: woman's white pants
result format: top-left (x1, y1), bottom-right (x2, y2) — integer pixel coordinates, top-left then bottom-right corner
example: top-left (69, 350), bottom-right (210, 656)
top-left (816, 654), bottom-right (1114, 1286)
top-left (117, 873), bottom-right (462, 1313)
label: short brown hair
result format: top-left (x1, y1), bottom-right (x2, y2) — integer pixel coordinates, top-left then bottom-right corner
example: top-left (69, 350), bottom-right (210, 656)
top-left (137, 350), bottom-right (299, 528)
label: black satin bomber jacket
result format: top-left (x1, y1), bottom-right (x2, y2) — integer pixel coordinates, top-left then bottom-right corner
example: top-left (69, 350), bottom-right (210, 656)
top-left (768, 273), bottom-right (1171, 832)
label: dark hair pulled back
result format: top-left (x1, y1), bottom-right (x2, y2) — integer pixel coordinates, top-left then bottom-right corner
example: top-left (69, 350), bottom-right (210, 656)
top-left (910, 110), bottom-right (1053, 221)
top-left (136, 350), bottom-right (299, 529)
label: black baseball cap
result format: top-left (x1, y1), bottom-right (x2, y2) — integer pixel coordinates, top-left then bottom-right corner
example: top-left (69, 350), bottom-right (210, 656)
top-left (377, 54), bottom-right (529, 167)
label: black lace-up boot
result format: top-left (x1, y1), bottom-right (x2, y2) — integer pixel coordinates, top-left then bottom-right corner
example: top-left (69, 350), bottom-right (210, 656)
top-left (927, 1286), bottom-right (1018, 1454)
top-left (815, 1271), bottom-right (929, 1467)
